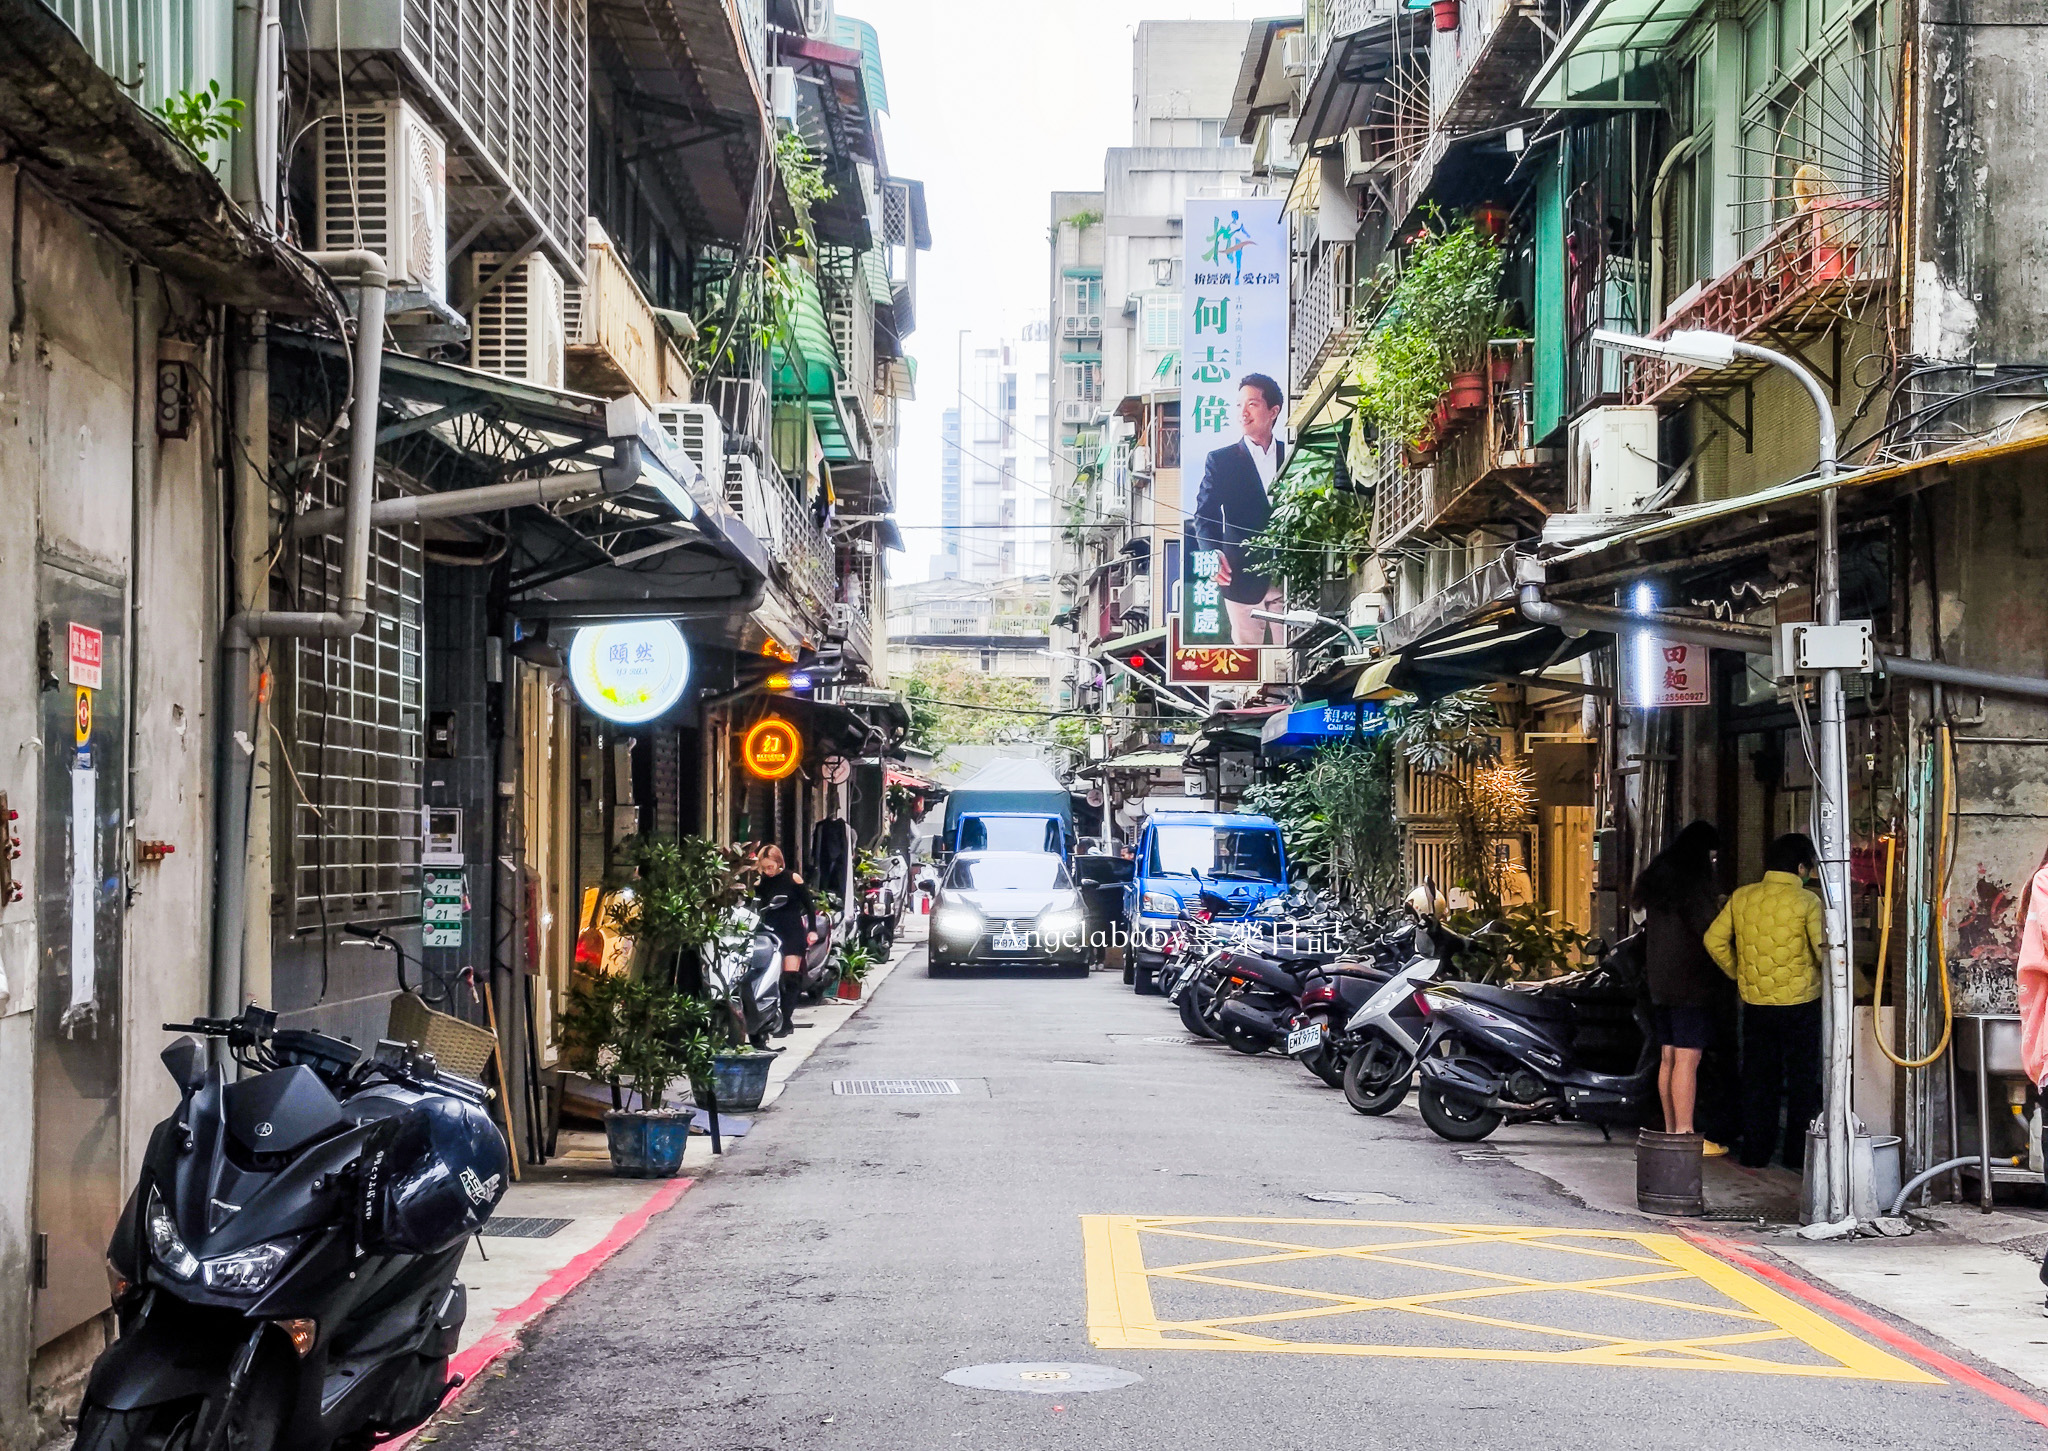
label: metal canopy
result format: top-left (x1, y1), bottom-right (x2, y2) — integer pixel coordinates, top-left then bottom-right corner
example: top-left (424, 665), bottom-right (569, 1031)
top-left (1297, 15), bottom-right (1421, 147)
top-left (1525, 0), bottom-right (1706, 109)
top-left (272, 334), bottom-right (768, 608)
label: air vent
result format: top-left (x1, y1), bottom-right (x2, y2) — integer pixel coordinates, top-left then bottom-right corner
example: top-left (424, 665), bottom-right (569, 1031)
top-left (479, 1217), bottom-right (574, 1239)
top-left (657, 404), bottom-right (726, 482)
top-left (832, 1079), bottom-right (961, 1096)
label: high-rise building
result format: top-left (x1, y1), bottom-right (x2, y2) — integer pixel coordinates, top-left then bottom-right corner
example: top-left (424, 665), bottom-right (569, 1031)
top-left (937, 320), bottom-right (1052, 582)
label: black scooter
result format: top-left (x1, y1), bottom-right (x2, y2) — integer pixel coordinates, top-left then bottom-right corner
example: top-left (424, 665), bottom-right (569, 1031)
top-left (76, 1006), bottom-right (508, 1451)
top-left (1412, 934), bottom-right (1652, 1143)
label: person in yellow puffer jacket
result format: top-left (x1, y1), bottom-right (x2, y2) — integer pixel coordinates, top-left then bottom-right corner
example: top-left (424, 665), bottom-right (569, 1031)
top-left (1704, 833), bottom-right (1824, 1170)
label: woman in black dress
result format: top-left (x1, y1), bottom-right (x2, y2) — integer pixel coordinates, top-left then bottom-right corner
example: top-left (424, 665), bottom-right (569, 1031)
top-left (754, 844), bottom-right (816, 1037)
top-left (1634, 820), bottom-right (1726, 1153)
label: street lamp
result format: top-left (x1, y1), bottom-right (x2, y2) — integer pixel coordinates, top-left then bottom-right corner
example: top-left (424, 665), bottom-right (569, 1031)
top-left (1593, 326), bottom-right (1856, 1227)
top-left (1250, 607), bottom-right (1369, 653)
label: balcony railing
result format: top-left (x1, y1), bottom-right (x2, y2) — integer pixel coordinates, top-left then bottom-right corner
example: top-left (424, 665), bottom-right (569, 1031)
top-left (729, 457), bottom-right (834, 621)
top-left (1626, 197), bottom-right (1893, 406)
top-left (1428, 339), bottom-right (1561, 529)
top-left (1368, 435), bottom-right (1429, 549)
top-left (565, 222), bottom-right (690, 405)
top-left (1432, 0), bottom-right (1563, 130)
top-left (831, 599), bottom-right (874, 668)
top-left (1290, 240), bottom-right (1354, 394)
top-left (1308, 0), bottom-right (1400, 81)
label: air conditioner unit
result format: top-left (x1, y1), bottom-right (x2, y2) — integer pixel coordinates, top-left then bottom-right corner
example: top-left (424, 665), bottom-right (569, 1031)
top-left (469, 252), bottom-right (565, 389)
top-left (1280, 31), bottom-right (1309, 75)
top-left (316, 100), bottom-right (447, 300)
top-left (1059, 400), bottom-right (1095, 424)
top-left (656, 404), bottom-right (726, 483)
top-left (1130, 444), bottom-right (1153, 475)
top-left (1342, 125), bottom-right (1396, 185)
top-left (1569, 406), bottom-right (1661, 513)
top-left (1114, 577), bottom-right (1149, 619)
top-left (1260, 650), bottom-right (1296, 685)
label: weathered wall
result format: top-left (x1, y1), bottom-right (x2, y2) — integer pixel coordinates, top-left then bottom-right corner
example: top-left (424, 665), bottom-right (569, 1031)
top-left (0, 170), bottom-right (223, 1450)
top-left (1912, 0), bottom-right (2048, 364)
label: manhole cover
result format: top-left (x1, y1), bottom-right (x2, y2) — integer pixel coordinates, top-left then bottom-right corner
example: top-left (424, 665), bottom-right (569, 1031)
top-left (942, 1363), bottom-right (1142, 1396)
top-left (833, 1078), bottom-right (960, 1096)
top-left (479, 1217), bottom-right (574, 1239)
top-left (1303, 1192), bottom-right (1401, 1206)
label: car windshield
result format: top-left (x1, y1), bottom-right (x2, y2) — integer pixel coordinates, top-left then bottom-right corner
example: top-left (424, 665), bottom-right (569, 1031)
top-left (947, 855), bottom-right (1072, 891)
top-left (958, 815), bottom-right (1063, 853)
top-left (1147, 825), bottom-right (1283, 883)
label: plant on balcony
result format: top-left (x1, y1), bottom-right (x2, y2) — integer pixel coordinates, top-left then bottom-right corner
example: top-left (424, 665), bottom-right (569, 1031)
top-left (692, 235), bottom-right (811, 380)
top-left (775, 130), bottom-right (836, 229)
top-left (1352, 218), bottom-right (1511, 448)
top-left (1241, 451), bottom-right (1373, 597)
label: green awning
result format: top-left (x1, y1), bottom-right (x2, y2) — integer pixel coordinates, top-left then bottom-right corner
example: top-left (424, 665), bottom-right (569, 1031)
top-left (862, 244), bottom-right (893, 306)
top-left (1525, 0), bottom-right (1703, 109)
top-left (810, 391), bottom-right (856, 462)
top-left (1151, 349), bottom-right (1179, 381)
top-left (1092, 625), bottom-right (1167, 657)
top-left (1272, 418), bottom-right (1352, 493)
top-left (1095, 433), bottom-right (1115, 470)
top-left (831, 16), bottom-right (889, 115)
top-left (771, 268), bottom-right (841, 399)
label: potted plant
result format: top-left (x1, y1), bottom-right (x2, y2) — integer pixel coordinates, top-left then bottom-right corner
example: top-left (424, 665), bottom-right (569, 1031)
top-left (604, 834), bottom-right (751, 986)
top-left (558, 973), bottom-right (714, 1177)
top-left (1432, 0), bottom-right (1459, 30)
top-left (835, 942), bottom-right (879, 1000)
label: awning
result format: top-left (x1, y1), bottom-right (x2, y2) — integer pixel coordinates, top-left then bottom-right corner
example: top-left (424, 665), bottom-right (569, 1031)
top-left (1094, 625), bottom-right (1168, 658)
top-left (1297, 14), bottom-right (1419, 146)
top-left (782, 36), bottom-right (878, 163)
top-left (1271, 418), bottom-right (1353, 495)
top-left (0, 2), bottom-right (328, 311)
top-left (1226, 17), bottom-right (1305, 142)
top-left (1378, 555), bottom-right (1600, 698)
top-left (830, 15), bottom-right (889, 115)
top-left (772, 269), bottom-right (842, 399)
top-left (749, 693), bottom-right (883, 759)
top-left (1260, 699), bottom-right (1388, 749)
top-left (1547, 431), bottom-right (2048, 567)
top-left (1525, 0), bottom-right (1705, 110)
top-left (1078, 748), bottom-right (1186, 779)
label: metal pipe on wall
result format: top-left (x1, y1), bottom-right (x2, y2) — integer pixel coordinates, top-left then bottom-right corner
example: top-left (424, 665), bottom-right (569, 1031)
top-left (211, 252), bottom-right (387, 1026)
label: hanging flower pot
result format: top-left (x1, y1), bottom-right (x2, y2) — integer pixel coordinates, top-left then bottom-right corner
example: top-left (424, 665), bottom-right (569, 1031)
top-left (1448, 370), bottom-right (1488, 413)
top-left (1489, 351), bottom-right (1515, 385)
top-left (1432, 396), bottom-right (1455, 438)
top-left (1433, 0), bottom-right (1460, 30)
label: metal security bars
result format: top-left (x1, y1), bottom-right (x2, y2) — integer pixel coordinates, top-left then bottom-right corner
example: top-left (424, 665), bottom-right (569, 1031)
top-left (289, 471), bottom-right (426, 930)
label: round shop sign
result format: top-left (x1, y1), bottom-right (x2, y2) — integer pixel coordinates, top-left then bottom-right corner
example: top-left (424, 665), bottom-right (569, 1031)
top-left (568, 620), bottom-right (692, 725)
top-left (743, 716), bottom-right (803, 780)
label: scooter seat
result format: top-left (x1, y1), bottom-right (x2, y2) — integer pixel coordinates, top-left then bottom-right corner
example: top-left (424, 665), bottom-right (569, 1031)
top-left (1448, 982), bottom-right (1578, 1022)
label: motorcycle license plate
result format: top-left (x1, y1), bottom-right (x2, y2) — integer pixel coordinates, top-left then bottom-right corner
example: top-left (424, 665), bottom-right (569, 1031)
top-left (1286, 1024), bottom-right (1326, 1057)
top-left (991, 931), bottom-right (1031, 951)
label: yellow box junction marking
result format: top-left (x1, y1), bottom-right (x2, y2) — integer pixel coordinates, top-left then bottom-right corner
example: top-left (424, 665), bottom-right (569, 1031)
top-left (1081, 1216), bottom-right (1936, 1381)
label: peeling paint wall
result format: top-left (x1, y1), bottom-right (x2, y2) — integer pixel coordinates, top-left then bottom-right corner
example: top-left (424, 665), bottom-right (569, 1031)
top-left (1913, 0), bottom-right (2048, 365)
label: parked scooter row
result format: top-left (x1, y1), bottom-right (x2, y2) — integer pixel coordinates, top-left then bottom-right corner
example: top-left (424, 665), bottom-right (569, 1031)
top-left (1141, 889), bottom-right (1654, 1144)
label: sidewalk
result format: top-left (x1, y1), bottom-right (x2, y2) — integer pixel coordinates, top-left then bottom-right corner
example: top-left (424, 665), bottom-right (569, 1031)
top-left (1494, 1121), bottom-right (2048, 1405)
top-left (405, 922), bottom-right (924, 1436)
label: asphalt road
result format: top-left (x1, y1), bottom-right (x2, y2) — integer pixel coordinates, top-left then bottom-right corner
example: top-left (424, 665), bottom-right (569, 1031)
top-left (431, 948), bottom-right (2039, 1449)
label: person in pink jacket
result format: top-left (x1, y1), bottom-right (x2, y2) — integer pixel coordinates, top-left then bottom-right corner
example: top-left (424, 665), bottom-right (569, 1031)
top-left (2017, 851), bottom-right (2048, 1089)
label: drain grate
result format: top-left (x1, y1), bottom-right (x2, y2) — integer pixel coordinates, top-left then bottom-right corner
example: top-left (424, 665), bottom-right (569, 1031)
top-left (834, 1078), bottom-right (961, 1096)
top-left (479, 1217), bottom-right (574, 1239)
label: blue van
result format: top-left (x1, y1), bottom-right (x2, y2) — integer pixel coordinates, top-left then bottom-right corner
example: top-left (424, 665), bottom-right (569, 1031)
top-left (1124, 812), bottom-right (1289, 993)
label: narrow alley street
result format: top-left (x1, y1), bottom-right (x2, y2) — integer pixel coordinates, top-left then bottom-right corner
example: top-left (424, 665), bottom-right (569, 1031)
top-left (425, 950), bottom-right (2037, 1450)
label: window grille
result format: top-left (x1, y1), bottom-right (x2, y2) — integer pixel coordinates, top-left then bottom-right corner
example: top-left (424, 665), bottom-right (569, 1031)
top-left (289, 471), bottom-right (425, 929)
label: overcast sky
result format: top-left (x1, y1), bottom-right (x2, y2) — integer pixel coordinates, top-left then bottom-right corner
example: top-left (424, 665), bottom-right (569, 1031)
top-left (849, 1), bottom-right (1267, 582)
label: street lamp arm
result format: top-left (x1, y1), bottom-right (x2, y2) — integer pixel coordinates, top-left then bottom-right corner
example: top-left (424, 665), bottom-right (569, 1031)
top-left (1730, 341), bottom-right (1836, 480)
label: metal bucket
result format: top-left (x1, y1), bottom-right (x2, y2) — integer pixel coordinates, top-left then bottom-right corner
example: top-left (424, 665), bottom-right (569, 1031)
top-left (1869, 1135), bottom-right (1903, 1214)
top-left (1637, 1129), bottom-right (1705, 1216)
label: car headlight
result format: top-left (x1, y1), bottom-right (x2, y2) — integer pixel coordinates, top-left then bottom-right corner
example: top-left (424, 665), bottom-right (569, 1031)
top-left (1141, 891), bottom-right (1181, 917)
top-left (201, 1239), bottom-right (298, 1295)
top-left (1038, 907), bottom-right (1086, 939)
top-left (145, 1191), bottom-right (198, 1281)
top-left (932, 904), bottom-right (982, 941)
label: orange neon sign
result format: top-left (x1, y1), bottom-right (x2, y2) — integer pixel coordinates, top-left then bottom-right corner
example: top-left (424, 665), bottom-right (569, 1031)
top-left (742, 717), bottom-right (803, 780)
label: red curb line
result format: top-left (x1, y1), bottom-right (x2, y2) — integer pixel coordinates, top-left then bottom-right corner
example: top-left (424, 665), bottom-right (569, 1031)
top-left (1682, 1228), bottom-right (2048, 1430)
top-left (385, 1176), bottom-right (695, 1446)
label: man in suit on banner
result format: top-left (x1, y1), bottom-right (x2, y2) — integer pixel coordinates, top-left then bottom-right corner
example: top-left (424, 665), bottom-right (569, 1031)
top-left (1191, 373), bottom-right (1286, 647)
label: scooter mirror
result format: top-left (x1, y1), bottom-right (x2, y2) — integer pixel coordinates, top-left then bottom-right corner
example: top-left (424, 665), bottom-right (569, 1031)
top-left (160, 1035), bottom-right (208, 1095)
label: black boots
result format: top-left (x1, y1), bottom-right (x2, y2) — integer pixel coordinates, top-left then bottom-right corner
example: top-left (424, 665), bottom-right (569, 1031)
top-left (775, 975), bottom-right (800, 1037)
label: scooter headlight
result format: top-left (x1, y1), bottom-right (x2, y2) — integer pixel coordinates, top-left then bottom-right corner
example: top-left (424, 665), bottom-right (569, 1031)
top-left (201, 1238), bottom-right (299, 1295)
top-left (144, 1191), bottom-right (198, 1281)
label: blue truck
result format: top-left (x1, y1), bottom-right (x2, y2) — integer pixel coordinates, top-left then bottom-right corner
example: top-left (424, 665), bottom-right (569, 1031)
top-left (1124, 812), bottom-right (1290, 994)
top-left (939, 758), bottom-right (1077, 860)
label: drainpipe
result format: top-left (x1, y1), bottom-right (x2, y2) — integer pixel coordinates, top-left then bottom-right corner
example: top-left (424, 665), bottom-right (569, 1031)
top-left (287, 467), bottom-right (613, 537)
top-left (211, 251), bottom-right (387, 1023)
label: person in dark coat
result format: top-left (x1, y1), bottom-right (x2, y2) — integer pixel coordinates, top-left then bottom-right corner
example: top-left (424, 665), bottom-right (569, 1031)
top-left (754, 844), bottom-right (816, 1037)
top-left (1634, 820), bottom-right (1727, 1153)
top-left (1191, 374), bottom-right (1286, 646)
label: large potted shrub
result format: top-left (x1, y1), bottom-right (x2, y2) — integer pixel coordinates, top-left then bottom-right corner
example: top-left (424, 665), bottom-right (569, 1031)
top-left (558, 974), bottom-right (715, 1177)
